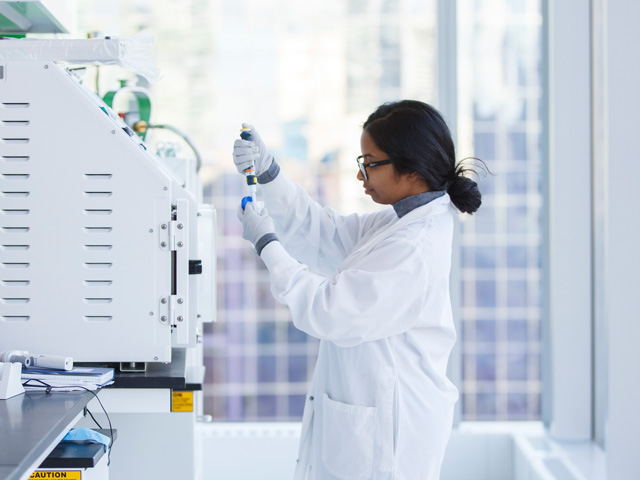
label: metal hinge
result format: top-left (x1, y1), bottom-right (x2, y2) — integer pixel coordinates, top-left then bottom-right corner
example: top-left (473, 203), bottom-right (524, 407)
top-left (159, 219), bottom-right (185, 251)
top-left (158, 294), bottom-right (185, 327)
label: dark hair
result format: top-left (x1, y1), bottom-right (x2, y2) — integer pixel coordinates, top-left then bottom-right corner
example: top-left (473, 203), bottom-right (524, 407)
top-left (363, 100), bottom-right (483, 214)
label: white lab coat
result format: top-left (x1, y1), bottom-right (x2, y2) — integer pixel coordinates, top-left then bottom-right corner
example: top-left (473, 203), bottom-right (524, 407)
top-left (259, 173), bottom-right (459, 480)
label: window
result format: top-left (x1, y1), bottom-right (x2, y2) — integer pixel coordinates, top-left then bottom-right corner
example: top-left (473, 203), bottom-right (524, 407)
top-left (75, 0), bottom-right (543, 423)
top-left (202, 0), bottom-right (439, 421)
top-left (457, 0), bottom-right (543, 420)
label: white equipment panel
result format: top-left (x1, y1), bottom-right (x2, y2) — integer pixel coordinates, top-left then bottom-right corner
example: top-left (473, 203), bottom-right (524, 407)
top-left (0, 59), bottom-right (208, 363)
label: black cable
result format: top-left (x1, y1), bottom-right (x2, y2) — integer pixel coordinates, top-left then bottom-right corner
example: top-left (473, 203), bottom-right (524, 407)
top-left (84, 406), bottom-right (103, 430)
top-left (22, 379), bottom-right (115, 466)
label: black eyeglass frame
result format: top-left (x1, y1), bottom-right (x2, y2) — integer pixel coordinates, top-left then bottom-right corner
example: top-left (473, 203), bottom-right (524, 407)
top-left (356, 155), bottom-right (393, 180)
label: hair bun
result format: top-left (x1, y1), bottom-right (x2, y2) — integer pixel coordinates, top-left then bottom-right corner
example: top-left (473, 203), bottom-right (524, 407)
top-left (447, 174), bottom-right (481, 214)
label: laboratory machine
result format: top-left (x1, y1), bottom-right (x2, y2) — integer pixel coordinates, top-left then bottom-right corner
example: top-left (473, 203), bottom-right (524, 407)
top-left (0, 3), bottom-right (215, 478)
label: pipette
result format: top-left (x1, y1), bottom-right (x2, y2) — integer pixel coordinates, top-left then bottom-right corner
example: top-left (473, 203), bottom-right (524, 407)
top-left (0, 350), bottom-right (73, 370)
top-left (240, 126), bottom-right (263, 213)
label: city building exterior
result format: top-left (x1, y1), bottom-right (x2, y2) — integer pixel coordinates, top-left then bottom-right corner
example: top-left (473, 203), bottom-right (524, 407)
top-left (75, 0), bottom-right (542, 422)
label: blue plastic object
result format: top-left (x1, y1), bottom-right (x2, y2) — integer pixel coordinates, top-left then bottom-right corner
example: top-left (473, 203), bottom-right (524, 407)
top-left (62, 428), bottom-right (111, 451)
top-left (241, 196), bottom-right (253, 211)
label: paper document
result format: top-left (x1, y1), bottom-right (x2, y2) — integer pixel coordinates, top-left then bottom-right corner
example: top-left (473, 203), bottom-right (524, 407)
top-left (21, 366), bottom-right (114, 391)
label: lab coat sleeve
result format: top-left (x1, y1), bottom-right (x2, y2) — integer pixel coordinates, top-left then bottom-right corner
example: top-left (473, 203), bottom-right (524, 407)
top-left (260, 233), bottom-right (436, 348)
top-left (260, 172), bottom-right (379, 275)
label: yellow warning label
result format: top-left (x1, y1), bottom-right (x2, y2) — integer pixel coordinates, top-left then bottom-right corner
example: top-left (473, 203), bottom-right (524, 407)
top-left (30, 471), bottom-right (81, 479)
top-left (172, 390), bottom-right (194, 412)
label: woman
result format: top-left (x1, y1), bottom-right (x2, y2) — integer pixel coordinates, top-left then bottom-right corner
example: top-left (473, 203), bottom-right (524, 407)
top-left (234, 100), bottom-right (482, 479)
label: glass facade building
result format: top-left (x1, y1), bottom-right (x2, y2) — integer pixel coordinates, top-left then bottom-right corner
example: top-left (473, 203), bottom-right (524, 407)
top-left (201, 0), bottom-right (441, 421)
top-left (457, 0), bottom-right (543, 420)
top-left (75, 0), bottom-right (543, 423)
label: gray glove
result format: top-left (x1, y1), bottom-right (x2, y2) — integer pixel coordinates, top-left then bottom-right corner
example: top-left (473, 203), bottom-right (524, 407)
top-left (232, 123), bottom-right (274, 177)
top-left (237, 200), bottom-right (278, 255)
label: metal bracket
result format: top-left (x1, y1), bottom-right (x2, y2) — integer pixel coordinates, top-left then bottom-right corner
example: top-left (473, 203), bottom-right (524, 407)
top-left (159, 221), bottom-right (170, 250)
top-left (170, 294), bottom-right (185, 326)
top-left (159, 296), bottom-right (169, 325)
top-left (169, 219), bottom-right (186, 250)
top-left (120, 362), bottom-right (147, 372)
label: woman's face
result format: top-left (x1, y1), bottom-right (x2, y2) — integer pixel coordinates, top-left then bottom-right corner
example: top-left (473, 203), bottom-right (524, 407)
top-left (358, 130), bottom-right (428, 205)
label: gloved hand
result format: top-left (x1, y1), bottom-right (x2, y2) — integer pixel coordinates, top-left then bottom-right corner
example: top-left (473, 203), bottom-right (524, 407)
top-left (237, 200), bottom-right (278, 255)
top-left (233, 123), bottom-right (274, 177)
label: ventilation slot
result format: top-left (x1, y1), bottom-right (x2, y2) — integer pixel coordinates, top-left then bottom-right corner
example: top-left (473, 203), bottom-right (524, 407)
top-left (1, 174), bottom-right (29, 180)
top-left (84, 191), bottom-right (112, 198)
top-left (1, 156), bottom-right (29, 162)
top-left (84, 263), bottom-right (112, 268)
top-left (1, 138), bottom-right (29, 144)
top-left (1, 227), bottom-right (29, 233)
top-left (84, 227), bottom-right (112, 233)
top-left (1, 263), bottom-right (29, 268)
top-left (1, 316), bottom-right (30, 322)
top-left (84, 316), bottom-right (112, 322)
top-left (84, 209), bottom-right (112, 215)
top-left (2, 103), bottom-right (30, 108)
top-left (542, 458), bottom-right (579, 480)
top-left (84, 298), bottom-right (112, 304)
top-left (1, 120), bottom-right (29, 126)
top-left (1, 209), bottom-right (30, 215)
top-left (84, 280), bottom-right (112, 286)
top-left (84, 245), bottom-right (112, 251)
top-left (1, 298), bottom-right (30, 304)
top-left (1, 280), bottom-right (30, 286)
top-left (1, 191), bottom-right (29, 198)
top-left (1, 245), bottom-right (29, 251)
top-left (84, 174), bottom-right (113, 180)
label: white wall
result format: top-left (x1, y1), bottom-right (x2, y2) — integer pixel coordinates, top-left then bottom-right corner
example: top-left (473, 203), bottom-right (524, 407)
top-left (602, 0), bottom-right (640, 478)
top-left (544, 0), bottom-right (593, 441)
top-left (198, 422), bottom-right (600, 480)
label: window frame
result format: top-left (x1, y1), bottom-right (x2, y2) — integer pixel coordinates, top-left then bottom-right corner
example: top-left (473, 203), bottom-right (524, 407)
top-left (542, 0), bottom-right (593, 440)
top-left (543, 0), bottom-right (640, 477)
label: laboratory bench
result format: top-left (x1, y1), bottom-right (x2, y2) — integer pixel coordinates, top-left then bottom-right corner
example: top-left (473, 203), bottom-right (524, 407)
top-left (0, 349), bottom-right (203, 480)
top-left (0, 390), bottom-right (94, 480)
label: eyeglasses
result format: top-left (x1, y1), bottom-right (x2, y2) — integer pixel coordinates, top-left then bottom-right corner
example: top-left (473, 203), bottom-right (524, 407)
top-left (356, 155), bottom-right (393, 181)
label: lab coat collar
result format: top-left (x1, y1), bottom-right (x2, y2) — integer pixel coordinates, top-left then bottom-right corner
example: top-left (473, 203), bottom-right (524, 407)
top-left (343, 193), bottom-right (451, 268)
top-left (392, 190), bottom-right (446, 218)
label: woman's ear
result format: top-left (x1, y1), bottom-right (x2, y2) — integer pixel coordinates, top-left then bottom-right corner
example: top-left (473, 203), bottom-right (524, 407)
top-left (407, 171), bottom-right (423, 182)
top-left (406, 171), bottom-right (430, 190)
